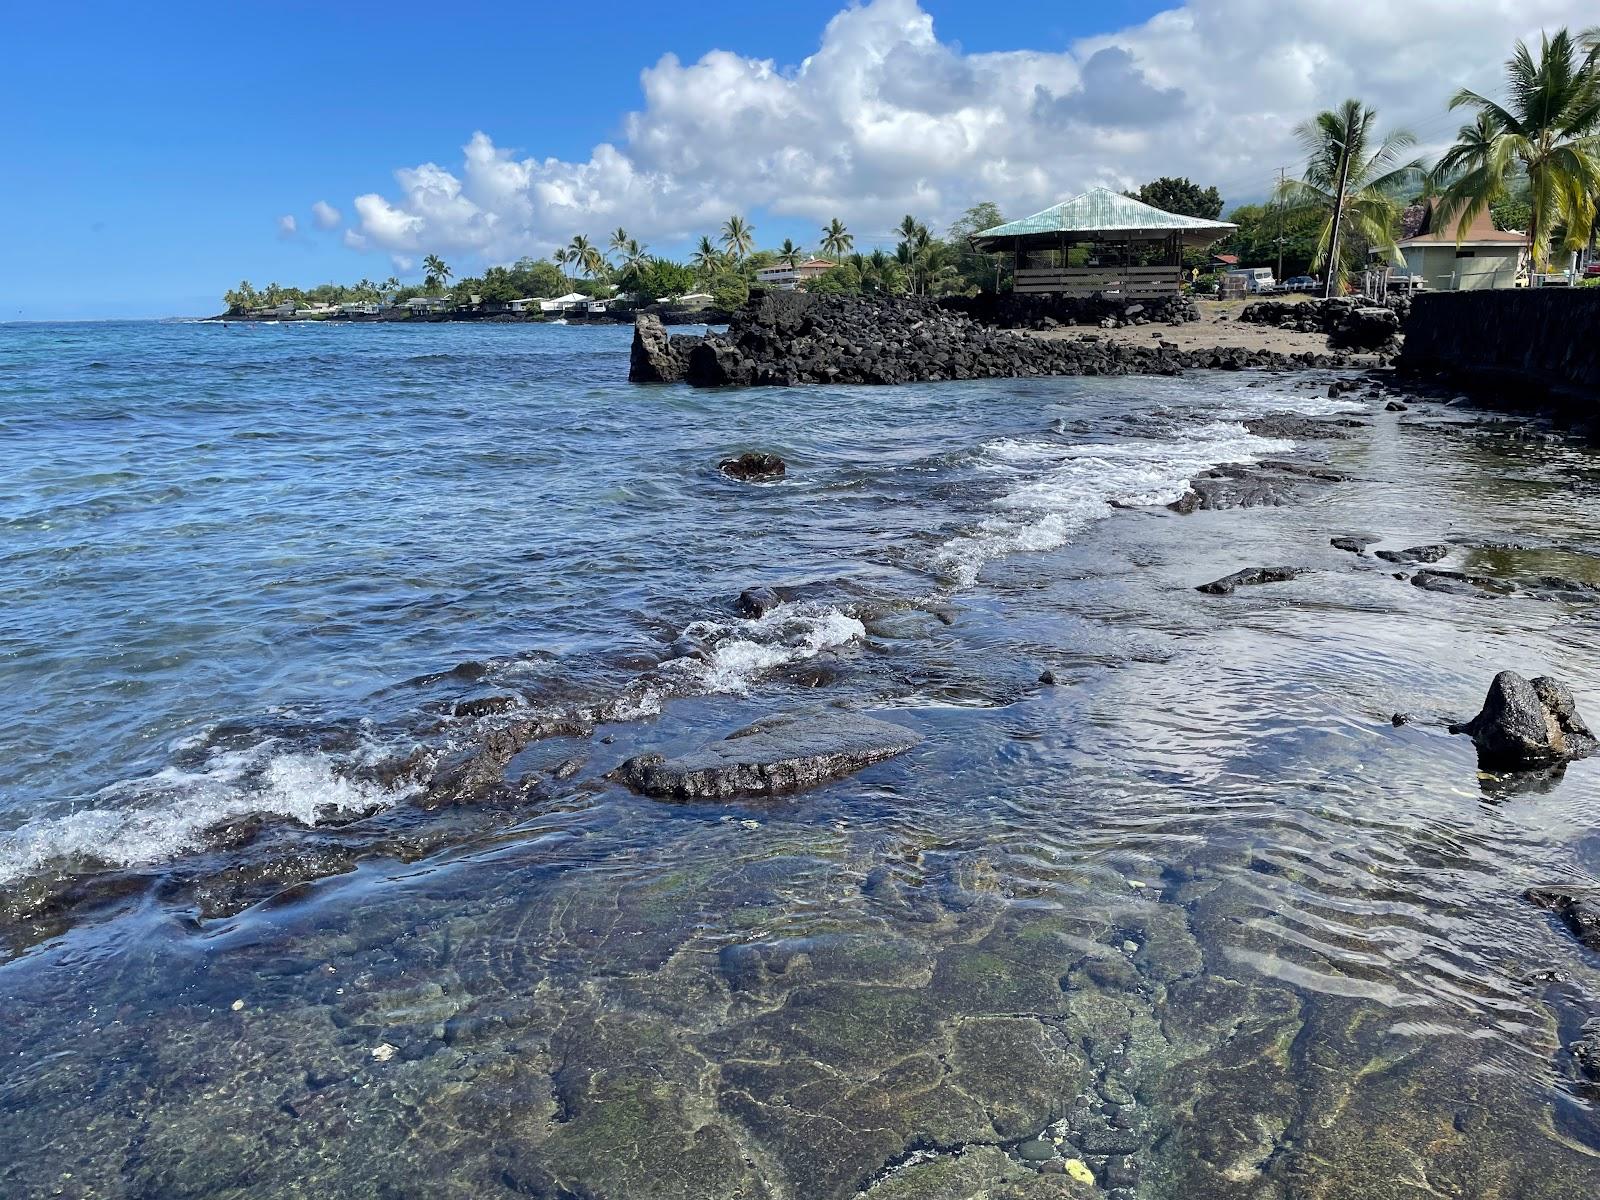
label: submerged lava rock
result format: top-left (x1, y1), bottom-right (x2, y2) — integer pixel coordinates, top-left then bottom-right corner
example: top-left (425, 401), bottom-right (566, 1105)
top-left (1451, 671), bottom-right (1598, 769)
top-left (719, 452), bottom-right (786, 482)
top-left (736, 586), bottom-right (782, 617)
top-left (1376, 543), bottom-right (1449, 564)
top-left (613, 708), bottom-right (920, 799)
top-left (1525, 885), bottom-right (1600, 951)
top-left (1196, 566), bottom-right (1301, 595)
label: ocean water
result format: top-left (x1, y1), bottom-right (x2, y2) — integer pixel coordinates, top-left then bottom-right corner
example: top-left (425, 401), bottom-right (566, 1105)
top-left (3, 319), bottom-right (1599, 1198)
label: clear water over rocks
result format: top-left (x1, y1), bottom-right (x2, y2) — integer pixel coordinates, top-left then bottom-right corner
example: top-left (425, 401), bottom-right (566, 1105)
top-left (2, 319), bottom-right (1598, 1197)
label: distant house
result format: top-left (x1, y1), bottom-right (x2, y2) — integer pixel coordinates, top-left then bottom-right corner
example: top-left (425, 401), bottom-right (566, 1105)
top-left (1384, 201), bottom-right (1527, 290)
top-left (755, 258), bottom-right (836, 290)
top-left (504, 296), bottom-right (546, 313)
top-left (255, 301), bottom-right (297, 317)
top-left (340, 301), bottom-right (380, 316)
top-left (404, 296), bottom-right (453, 314)
top-left (673, 292), bottom-right (716, 306)
top-left (539, 292), bottom-right (590, 314)
top-left (1210, 253), bottom-right (1239, 272)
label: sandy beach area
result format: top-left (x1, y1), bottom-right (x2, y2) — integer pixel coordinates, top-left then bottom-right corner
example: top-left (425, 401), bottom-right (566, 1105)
top-left (1030, 297), bottom-right (1384, 363)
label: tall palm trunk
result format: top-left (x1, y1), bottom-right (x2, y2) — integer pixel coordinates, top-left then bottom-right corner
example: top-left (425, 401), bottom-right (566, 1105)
top-left (1324, 138), bottom-right (1354, 299)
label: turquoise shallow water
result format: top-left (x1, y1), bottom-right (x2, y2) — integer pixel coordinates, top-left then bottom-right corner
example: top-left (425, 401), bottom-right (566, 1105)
top-left (2, 319), bottom-right (1600, 1197)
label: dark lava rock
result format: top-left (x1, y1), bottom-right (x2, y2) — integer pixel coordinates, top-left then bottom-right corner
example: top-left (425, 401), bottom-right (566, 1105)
top-left (1238, 296), bottom-right (1405, 351)
top-left (736, 586), bottom-right (782, 617)
top-left (453, 694), bottom-right (520, 718)
top-left (1392, 713), bottom-right (1412, 726)
top-left (1039, 669), bottom-right (1058, 685)
top-left (1387, 400), bottom-right (1410, 412)
top-left (628, 312), bottom-right (700, 383)
top-left (639, 290), bottom-right (1350, 391)
top-left (1331, 535), bottom-right (1381, 553)
top-left (612, 708), bottom-right (921, 799)
top-left (1451, 672), bottom-right (1599, 769)
top-left (1196, 566), bottom-right (1301, 595)
top-left (719, 452), bottom-right (786, 482)
top-left (1411, 568), bottom-right (1516, 597)
top-left (1376, 543), bottom-right (1449, 564)
top-left (1524, 885), bottom-right (1600, 951)
top-left (1169, 460), bottom-right (1343, 513)
top-left (1574, 1026), bottom-right (1600, 1082)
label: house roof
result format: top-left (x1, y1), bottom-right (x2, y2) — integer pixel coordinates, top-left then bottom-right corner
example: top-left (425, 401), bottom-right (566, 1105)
top-left (972, 187), bottom-right (1236, 249)
top-left (1400, 201), bottom-right (1526, 247)
top-left (1212, 253), bottom-right (1239, 265)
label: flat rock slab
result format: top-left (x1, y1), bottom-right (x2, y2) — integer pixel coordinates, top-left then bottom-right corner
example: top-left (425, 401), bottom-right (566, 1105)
top-left (614, 709), bottom-right (921, 799)
top-left (1376, 543), bottom-right (1449, 564)
top-left (1196, 566), bottom-right (1301, 595)
top-left (1331, 535), bottom-right (1381, 553)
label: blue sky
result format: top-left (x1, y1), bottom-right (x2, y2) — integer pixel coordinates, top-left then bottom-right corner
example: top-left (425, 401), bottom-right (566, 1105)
top-left (3, 0), bottom-right (1588, 319)
top-left (0, 1), bottom-right (1168, 319)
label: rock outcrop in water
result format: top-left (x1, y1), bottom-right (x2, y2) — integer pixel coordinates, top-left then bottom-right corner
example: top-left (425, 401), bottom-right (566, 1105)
top-left (631, 291), bottom-right (1354, 389)
top-left (1196, 566), bottom-right (1302, 595)
top-left (1451, 672), bottom-right (1598, 769)
top-left (629, 313), bottom-right (702, 383)
top-left (613, 708), bottom-right (920, 799)
top-left (719, 451), bottom-right (786, 482)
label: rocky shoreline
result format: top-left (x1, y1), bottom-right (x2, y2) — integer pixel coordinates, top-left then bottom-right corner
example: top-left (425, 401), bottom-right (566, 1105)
top-left (630, 291), bottom-right (1393, 388)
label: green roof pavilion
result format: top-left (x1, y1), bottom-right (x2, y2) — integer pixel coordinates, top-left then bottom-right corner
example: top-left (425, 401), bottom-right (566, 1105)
top-left (970, 187), bottom-right (1236, 298)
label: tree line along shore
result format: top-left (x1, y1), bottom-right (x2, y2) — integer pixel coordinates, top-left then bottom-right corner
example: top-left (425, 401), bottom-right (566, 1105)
top-left (221, 26), bottom-right (1600, 323)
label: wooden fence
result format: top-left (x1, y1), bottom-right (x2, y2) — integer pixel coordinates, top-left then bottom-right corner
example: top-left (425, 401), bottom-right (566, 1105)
top-left (1014, 265), bottom-right (1180, 298)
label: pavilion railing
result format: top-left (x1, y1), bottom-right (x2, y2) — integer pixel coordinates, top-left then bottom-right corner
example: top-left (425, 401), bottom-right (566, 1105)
top-left (1014, 265), bottom-right (1180, 298)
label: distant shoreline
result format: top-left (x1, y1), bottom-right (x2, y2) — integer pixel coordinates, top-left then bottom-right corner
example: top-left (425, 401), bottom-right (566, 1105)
top-left (204, 306), bottom-right (731, 328)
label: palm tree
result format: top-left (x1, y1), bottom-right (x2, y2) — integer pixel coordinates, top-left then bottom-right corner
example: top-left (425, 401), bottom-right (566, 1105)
top-left (553, 247), bottom-right (573, 284)
top-left (1278, 100), bottom-right (1422, 297)
top-left (621, 238), bottom-right (651, 275)
top-left (423, 254), bottom-right (451, 292)
top-left (567, 235), bottom-right (604, 279)
top-left (721, 215), bottom-right (755, 259)
top-left (821, 218), bottom-right (853, 260)
top-left (778, 238), bottom-right (805, 268)
top-left (692, 236), bottom-right (723, 278)
top-left (608, 227), bottom-right (631, 256)
top-left (1435, 28), bottom-right (1600, 273)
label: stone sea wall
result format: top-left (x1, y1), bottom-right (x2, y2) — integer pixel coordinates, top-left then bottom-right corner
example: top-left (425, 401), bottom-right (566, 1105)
top-left (1397, 288), bottom-right (1600, 402)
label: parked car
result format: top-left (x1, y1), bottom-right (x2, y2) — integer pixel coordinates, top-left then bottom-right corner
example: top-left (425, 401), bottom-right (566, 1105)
top-left (1279, 275), bottom-right (1317, 293)
top-left (1226, 267), bottom-right (1276, 294)
top-left (1584, 263), bottom-right (1600, 278)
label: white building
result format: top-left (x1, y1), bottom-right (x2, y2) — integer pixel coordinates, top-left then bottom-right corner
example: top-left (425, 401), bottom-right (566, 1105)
top-left (1386, 202), bottom-right (1527, 291)
top-left (539, 292), bottom-right (590, 313)
top-left (754, 258), bottom-right (836, 290)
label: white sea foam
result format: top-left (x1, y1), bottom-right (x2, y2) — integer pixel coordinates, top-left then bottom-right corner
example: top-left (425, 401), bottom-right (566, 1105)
top-left (937, 421), bottom-right (1296, 586)
top-left (0, 743), bottom-right (413, 886)
top-left (664, 602), bottom-right (866, 695)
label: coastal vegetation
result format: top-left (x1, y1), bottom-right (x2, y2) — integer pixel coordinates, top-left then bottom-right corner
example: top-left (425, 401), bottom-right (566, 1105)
top-left (1434, 28), bottom-right (1600, 271)
top-left (224, 24), bottom-right (1600, 316)
top-left (1277, 100), bottom-right (1424, 296)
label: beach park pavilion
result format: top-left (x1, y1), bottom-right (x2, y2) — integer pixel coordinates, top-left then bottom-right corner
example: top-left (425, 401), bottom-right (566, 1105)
top-left (970, 187), bottom-right (1236, 299)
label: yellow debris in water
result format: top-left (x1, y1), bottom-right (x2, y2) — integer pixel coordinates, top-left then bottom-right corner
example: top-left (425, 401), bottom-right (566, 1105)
top-left (1063, 1158), bottom-right (1095, 1185)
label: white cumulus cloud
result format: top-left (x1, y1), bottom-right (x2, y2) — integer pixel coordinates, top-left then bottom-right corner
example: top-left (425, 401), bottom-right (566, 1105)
top-left (311, 199), bottom-right (342, 230)
top-left (277, 214), bottom-right (297, 238)
top-left (333, 0), bottom-right (1595, 263)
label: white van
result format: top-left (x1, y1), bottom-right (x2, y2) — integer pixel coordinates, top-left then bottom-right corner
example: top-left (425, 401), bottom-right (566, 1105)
top-left (1227, 267), bottom-right (1277, 294)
